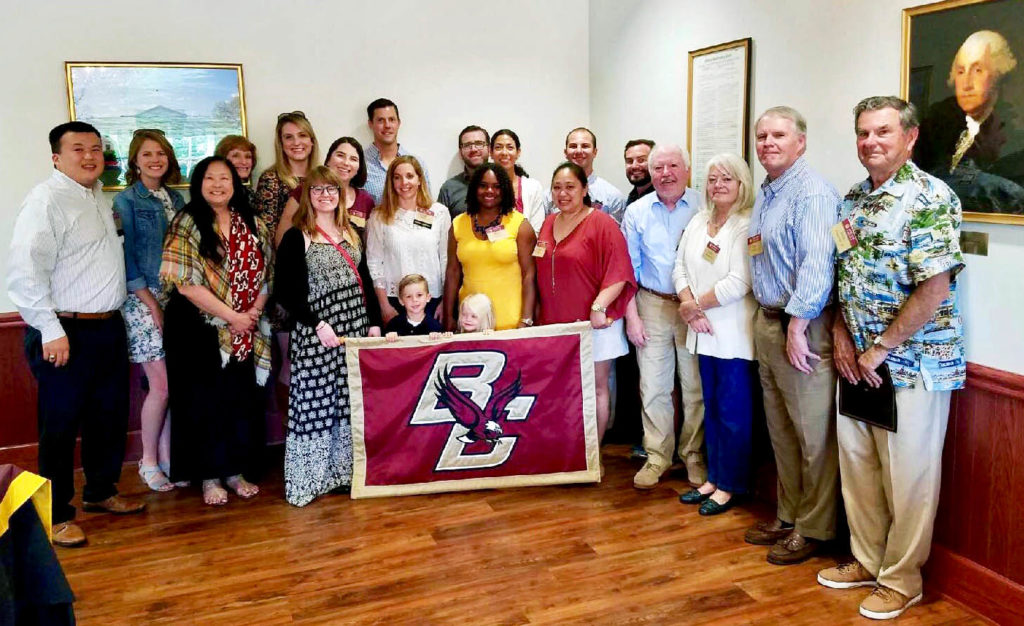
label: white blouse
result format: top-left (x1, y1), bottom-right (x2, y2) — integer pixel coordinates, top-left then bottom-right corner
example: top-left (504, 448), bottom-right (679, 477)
top-left (366, 202), bottom-right (451, 298)
top-left (672, 210), bottom-right (757, 360)
top-left (519, 175), bottom-right (546, 234)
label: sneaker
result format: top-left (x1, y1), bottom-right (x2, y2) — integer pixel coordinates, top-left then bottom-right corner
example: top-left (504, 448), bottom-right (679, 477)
top-left (859, 586), bottom-right (922, 620)
top-left (817, 560), bottom-right (877, 589)
top-left (632, 462), bottom-right (666, 490)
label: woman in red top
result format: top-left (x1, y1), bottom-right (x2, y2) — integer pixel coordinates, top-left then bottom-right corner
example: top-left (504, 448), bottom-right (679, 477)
top-left (536, 162), bottom-right (636, 440)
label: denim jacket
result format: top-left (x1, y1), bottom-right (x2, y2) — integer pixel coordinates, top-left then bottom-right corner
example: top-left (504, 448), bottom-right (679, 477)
top-left (113, 181), bottom-right (185, 292)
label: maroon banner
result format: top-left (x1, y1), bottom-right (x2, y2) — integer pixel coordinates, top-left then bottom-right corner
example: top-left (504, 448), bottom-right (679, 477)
top-left (347, 323), bottom-right (599, 498)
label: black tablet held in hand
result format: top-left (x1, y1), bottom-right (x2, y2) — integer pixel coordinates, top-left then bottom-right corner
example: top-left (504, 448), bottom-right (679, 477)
top-left (838, 363), bottom-right (897, 432)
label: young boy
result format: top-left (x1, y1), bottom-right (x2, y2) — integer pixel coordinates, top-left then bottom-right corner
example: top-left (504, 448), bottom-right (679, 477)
top-left (385, 274), bottom-right (443, 340)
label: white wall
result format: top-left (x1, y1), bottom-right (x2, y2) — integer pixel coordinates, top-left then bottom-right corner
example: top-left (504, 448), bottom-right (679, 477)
top-left (0, 0), bottom-right (589, 308)
top-left (589, 0), bottom-right (1024, 374)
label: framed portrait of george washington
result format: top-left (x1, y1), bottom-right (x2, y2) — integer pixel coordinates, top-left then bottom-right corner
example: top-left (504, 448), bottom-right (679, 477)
top-left (903, 0), bottom-right (1024, 224)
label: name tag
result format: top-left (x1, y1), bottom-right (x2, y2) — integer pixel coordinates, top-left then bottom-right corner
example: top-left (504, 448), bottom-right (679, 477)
top-left (412, 210), bottom-right (434, 229)
top-left (702, 241), bottom-right (721, 263)
top-left (747, 234), bottom-right (763, 256)
top-left (831, 218), bottom-right (858, 254)
top-left (532, 241), bottom-right (548, 258)
top-left (485, 225), bottom-right (508, 243)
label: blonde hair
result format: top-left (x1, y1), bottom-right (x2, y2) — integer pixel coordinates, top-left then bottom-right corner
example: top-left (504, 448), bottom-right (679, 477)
top-left (703, 153), bottom-right (754, 216)
top-left (126, 130), bottom-right (181, 186)
top-left (459, 293), bottom-right (496, 332)
top-left (269, 112), bottom-right (320, 190)
top-left (398, 274), bottom-right (429, 297)
top-left (293, 166), bottom-right (358, 245)
top-left (377, 155), bottom-right (433, 224)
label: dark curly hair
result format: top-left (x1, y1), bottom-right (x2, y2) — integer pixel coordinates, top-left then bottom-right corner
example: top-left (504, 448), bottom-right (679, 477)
top-left (466, 162), bottom-right (515, 216)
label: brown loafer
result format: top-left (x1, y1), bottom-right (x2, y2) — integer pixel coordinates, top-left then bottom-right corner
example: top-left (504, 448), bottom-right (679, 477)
top-left (744, 519), bottom-right (794, 545)
top-left (767, 531), bottom-right (821, 565)
top-left (82, 494), bottom-right (146, 515)
top-left (52, 521), bottom-right (87, 547)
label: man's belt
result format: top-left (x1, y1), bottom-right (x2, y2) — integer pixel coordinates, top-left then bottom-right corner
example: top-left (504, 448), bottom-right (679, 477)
top-left (57, 311), bottom-right (117, 320)
top-left (758, 306), bottom-right (784, 319)
top-left (639, 285), bottom-right (680, 303)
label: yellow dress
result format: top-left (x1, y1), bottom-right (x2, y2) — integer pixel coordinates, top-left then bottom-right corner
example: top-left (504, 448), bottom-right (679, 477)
top-left (453, 211), bottom-right (525, 330)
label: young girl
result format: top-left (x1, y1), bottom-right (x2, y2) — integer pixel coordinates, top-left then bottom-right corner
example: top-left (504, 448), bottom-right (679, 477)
top-left (458, 293), bottom-right (496, 333)
top-left (113, 129), bottom-right (184, 492)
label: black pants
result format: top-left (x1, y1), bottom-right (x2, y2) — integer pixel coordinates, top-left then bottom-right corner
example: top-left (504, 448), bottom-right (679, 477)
top-left (25, 315), bottom-right (129, 524)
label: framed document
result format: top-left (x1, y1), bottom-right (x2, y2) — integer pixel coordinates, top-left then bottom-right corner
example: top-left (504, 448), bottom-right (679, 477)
top-left (902, 0), bottom-right (1024, 224)
top-left (687, 38), bottom-right (752, 193)
top-left (66, 62), bottom-right (248, 190)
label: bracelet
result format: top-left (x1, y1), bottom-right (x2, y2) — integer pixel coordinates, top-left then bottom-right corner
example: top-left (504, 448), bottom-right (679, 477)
top-left (520, 318), bottom-right (534, 327)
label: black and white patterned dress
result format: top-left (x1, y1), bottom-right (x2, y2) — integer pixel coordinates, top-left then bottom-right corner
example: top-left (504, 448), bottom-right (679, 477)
top-left (285, 240), bottom-right (367, 506)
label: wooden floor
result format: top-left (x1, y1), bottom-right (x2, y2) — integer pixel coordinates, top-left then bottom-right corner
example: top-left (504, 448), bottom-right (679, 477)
top-left (56, 445), bottom-right (985, 625)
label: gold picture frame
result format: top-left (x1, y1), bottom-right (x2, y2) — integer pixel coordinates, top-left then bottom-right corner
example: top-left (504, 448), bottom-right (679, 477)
top-left (687, 37), bottom-right (752, 192)
top-left (65, 62), bottom-right (247, 191)
top-left (902, 0), bottom-right (1024, 224)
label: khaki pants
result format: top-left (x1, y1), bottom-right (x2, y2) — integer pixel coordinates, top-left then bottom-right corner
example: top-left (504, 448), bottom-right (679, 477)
top-left (839, 374), bottom-right (951, 598)
top-left (635, 289), bottom-right (706, 482)
top-left (753, 308), bottom-right (837, 540)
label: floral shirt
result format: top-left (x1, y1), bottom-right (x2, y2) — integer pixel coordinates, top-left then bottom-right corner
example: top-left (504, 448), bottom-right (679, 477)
top-left (837, 160), bottom-right (966, 390)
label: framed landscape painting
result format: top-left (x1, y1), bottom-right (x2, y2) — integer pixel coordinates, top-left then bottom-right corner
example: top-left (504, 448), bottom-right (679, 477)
top-left (903, 0), bottom-right (1024, 224)
top-left (65, 62), bottom-right (247, 190)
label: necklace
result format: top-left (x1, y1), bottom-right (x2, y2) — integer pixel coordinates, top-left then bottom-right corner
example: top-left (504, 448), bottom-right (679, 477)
top-left (473, 213), bottom-right (502, 235)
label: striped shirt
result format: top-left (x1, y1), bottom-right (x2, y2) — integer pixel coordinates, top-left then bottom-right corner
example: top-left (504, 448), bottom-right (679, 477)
top-left (7, 170), bottom-right (127, 343)
top-left (621, 188), bottom-right (699, 294)
top-left (363, 143), bottom-right (431, 205)
top-left (748, 157), bottom-right (840, 319)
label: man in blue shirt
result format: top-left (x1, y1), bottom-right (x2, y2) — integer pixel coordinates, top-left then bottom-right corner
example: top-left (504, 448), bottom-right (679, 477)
top-left (744, 106), bottom-right (841, 566)
top-left (363, 98), bottom-right (430, 204)
top-left (817, 97), bottom-right (965, 621)
top-left (546, 127), bottom-right (628, 223)
top-left (621, 144), bottom-right (705, 490)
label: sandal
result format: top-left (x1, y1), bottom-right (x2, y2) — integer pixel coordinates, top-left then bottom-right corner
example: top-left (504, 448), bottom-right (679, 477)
top-left (202, 479), bottom-right (228, 506)
top-left (225, 475), bottom-right (259, 499)
top-left (159, 460), bottom-right (190, 488)
top-left (138, 462), bottom-right (174, 492)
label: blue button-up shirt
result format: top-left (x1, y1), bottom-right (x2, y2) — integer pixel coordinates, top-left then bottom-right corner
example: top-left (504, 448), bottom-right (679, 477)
top-left (364, 143), bottom-right (431, 205)
top-left (749, 157), bottom-right (840, 318)
top-left (545, 173), bottom-right (628, 224)
top-left (621, 188), bottom-right (699, 294)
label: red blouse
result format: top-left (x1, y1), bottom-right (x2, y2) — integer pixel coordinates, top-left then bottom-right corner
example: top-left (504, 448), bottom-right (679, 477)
top-left (535, 209), bottom-right (637, 325)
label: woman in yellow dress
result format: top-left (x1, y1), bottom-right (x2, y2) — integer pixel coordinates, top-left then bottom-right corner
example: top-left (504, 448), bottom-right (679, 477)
top-left (443, 163), bottom-right (536, 331)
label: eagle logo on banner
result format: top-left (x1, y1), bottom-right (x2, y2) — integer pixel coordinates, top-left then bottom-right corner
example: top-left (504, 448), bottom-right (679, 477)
top-left (409, 350), bottom-right (536, 472)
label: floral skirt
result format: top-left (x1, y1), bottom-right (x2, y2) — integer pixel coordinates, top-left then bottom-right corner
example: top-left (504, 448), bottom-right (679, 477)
top-left (122, 287), bottom-right (165, 363)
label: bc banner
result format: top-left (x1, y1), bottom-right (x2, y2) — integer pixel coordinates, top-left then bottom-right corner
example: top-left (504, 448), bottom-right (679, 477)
top-left (346, 322), bottom-right (599, 498)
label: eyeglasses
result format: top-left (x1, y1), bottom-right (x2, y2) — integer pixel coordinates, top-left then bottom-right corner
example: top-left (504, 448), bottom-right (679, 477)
top-left (278, 110), bottom-right (307, 121)
top-left (460, 140), bottom-right (488, 150)
top-left (133, 128), bottom-right (166, 136)
top-left (310, 185), bottom-right (340, 196)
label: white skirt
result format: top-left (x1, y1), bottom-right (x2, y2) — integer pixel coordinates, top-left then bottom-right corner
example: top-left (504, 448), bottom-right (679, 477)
top-left (592, 317), bottom-right (628, 362)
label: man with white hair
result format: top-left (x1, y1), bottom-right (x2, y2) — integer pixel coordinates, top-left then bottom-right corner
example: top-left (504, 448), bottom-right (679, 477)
top-left (621, 143), bottom-right (705, 490)
top-left (916, 30), bottom-right (1024, 213)
top-left (744, 106), bottom-right (841, 565)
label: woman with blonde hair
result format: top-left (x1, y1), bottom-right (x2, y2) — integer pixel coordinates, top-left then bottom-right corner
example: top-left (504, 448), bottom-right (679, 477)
top-left (366, 155), bottom-right (450, 324)
top-left (274, 166), bottom-right (378, 505)
top-left (255, 111), bottom-right (320, 235)
top-left (113, 129), bottom-right (185, 491)
top-left (672, 152), bottom-right (758, 516)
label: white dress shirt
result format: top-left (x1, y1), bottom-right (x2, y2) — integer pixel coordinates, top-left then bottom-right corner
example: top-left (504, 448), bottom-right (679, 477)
top-left (7, 170), bottom-right (127, 343)
top-left (672, 210), bottom-right (756, 360)
top-left (519, 175), bottom-right (546, 234)
top-left (366, 202), bottom-right (451, 298)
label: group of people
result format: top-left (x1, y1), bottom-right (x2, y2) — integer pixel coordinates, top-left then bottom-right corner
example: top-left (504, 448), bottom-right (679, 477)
top-left (7, 90), bottom-right (964, 620)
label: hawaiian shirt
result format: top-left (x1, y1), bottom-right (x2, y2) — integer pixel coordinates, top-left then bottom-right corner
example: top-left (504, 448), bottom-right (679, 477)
top-left (837, 160), bottom-right (966, 390)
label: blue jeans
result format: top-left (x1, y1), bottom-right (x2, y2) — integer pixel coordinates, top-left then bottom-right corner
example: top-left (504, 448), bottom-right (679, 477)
top-left (698, 355), bottom-right (757, 494)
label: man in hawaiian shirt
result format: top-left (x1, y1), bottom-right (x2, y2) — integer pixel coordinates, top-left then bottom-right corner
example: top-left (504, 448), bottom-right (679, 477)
top-left (817, 96), bottom-right (966, 621)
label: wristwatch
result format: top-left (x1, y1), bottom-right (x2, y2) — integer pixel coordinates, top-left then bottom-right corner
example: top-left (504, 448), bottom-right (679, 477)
top-left (591, 302), bottom-right (607, 314)
top-left (872, 335), bottom-right (893, 350)
top-left (520, 317), bottom-right (534, 327)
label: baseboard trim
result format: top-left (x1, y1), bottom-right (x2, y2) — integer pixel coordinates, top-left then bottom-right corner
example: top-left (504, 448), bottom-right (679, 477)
top-left (927, 544), bottom-right (1024, 624)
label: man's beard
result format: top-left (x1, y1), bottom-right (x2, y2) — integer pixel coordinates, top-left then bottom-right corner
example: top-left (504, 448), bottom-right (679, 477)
top-left (630, 173), bottom-right (651, 189)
